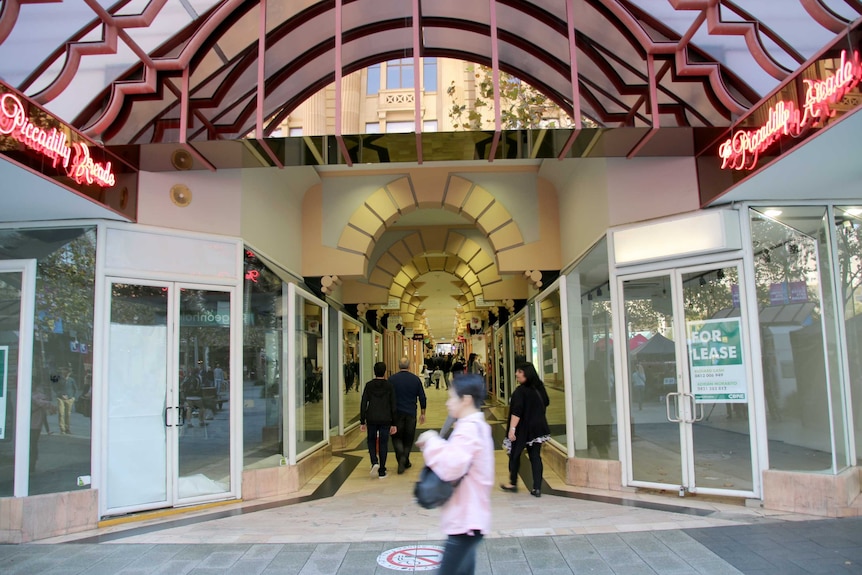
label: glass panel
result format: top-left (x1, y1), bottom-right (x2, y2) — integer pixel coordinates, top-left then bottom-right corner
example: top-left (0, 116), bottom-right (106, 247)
top-left (538, 290), bottom-right (566, 447)
top-left (106, 284), bottom-right (168, 509)
top-left (343, 318), bottom-right (362, 427)
top-left (296, 295), bottom-right (325, 456)
top-left (682, 266), bottom-right (754, 491)
top-left (750, 207), bottom-right (833, 472)
top-left (493, 327), bottom-right (509, 400)
top-left (178, 289), bottom-right (231, 498)
top-left (624, 275), bottom-right (682, 485)
top-left (817, 211), bottom-right (850, 471)
top-left (386, 58), bottom-right (414, 89)
top-left (568, 238), bottom-right (615, 460)
top-left (836, 206), bottom-right (862, 466)
top-left (242, 250), bottom-right (284, 469)
top-left (423, 57), bottom-right (438, 92)
top-left (510, 314), bottom-right (526, 400)
top-left (367, 64), bottom-right (380, 95)
top-left (0, 227), bottom-right (97, 496)
top-left (0, 272), bottom-right (21, 497)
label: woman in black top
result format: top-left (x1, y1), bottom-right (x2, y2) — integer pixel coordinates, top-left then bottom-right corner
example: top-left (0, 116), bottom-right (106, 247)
top-left (501, 362), bottom-right (551, 497)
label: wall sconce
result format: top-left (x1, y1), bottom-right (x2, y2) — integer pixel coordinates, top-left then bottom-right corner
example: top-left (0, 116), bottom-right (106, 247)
top-left (524, 270), bottom-right (543, 289)
top-left (320, 275), bottom-right (342, 294)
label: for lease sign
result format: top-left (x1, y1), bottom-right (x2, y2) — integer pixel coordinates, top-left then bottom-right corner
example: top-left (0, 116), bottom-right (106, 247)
top-left (687, 319), bottom-right (747, 404)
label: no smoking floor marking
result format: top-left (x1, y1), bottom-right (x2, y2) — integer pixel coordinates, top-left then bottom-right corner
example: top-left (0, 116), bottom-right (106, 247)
top-left (377, 545), bottom-right (445, 571)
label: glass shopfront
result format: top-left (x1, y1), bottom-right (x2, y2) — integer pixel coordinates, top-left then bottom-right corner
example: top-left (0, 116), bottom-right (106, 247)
top-left (290, 285), bottom-right (328, 461)
top-left (749, 206), bottom-right (852, 474)
top-left (242, 251), bottom-right (285, 469)
top-left (535, 285), bottom-right (568, 448)
top-left (565, 238), bottom-right (615, 460)
top-left (341, 314), bottom-right (362, 431)
top-left (0, 227), bottom-right (94, 498)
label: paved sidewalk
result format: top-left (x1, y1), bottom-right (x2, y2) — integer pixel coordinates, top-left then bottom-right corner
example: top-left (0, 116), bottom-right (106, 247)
top-left (3, 517), bottom-right (862, 574)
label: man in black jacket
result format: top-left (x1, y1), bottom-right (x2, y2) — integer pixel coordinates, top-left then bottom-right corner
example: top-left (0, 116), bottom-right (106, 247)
top-left (390, 357), bottom-right (427, 474)
top-left (360, 362), bottom-right (397, 478)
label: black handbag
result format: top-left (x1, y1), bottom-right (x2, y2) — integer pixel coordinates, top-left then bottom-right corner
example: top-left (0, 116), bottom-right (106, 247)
top-left (414, 416), bottom-right (469, 509)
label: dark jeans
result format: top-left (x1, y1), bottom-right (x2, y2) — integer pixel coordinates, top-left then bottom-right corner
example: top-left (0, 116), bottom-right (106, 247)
top-left (366, 424), bottom-right (391, 474)
top-left (439, 533), bottom-right (483, 575)
top-left (392, 412), bottom-right (417, 467)
top-left (29, 428), bottom-right (41, 472)
top-left (508, 440), bottom-right (544, 491)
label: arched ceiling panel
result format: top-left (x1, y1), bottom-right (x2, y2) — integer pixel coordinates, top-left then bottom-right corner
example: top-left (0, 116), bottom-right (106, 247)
top-left (3, 0), bottom-right (858, 143)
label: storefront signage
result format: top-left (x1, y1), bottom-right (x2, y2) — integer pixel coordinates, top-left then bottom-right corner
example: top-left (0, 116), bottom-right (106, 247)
top-left (0, 93), bottom-right (116, 187)
top-left (686, 319), bottom-right (747, 404)
top-left (769, 281), bottom-right (808, 305)
top-left (0, 347), bottom-right (7, 439)
top-left (718, 50), bottom-right (862, 171)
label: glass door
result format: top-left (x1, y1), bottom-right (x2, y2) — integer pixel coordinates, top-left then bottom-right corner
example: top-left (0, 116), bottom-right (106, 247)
top-left (620, 262), bottom-right (757, 497)
top-left (0, 260), bottom-right (36, 498)
top-left (105, 281), bottom-right (171, 513)
top-left (105, 281), bottom-right (234, 515)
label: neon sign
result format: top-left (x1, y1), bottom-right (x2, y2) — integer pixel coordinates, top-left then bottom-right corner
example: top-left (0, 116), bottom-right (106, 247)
top-left (0, 92), bottom-right (116, 187)
top-left (719, 50), bottom-right (862, 171)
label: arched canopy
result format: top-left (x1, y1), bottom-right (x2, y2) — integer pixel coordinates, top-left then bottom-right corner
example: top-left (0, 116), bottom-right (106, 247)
top-left (2, 1), bottom-right (857, 144)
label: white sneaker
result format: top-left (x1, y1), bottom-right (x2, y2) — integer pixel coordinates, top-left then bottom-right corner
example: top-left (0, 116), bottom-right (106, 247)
top-left (370, 463), bottom-right (379, 476)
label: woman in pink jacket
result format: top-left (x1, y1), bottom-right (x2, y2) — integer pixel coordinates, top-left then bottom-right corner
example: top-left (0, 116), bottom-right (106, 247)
top-left (417, 374), bottom-right (494, 575)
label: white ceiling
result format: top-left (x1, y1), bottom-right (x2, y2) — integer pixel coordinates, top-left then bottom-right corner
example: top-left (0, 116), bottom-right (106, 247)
top-left (0, 158), bottom-right (129, 223)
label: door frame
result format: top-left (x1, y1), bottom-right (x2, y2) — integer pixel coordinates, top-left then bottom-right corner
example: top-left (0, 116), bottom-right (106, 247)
top-left (1, 259), bottom-right (37, 498)
top-left (100, 277), bottom-right (239, 516)
top-left (286, 283), bottom-right (330, 464)
top-left (614, 259), bottom-right (762, 498)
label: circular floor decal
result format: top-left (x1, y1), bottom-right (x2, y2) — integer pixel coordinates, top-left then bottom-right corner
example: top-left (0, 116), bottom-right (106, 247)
top-left (377, 544), bottom-right (445, 571)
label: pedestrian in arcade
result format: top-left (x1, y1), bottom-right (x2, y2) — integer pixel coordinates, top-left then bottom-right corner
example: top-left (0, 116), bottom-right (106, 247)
top-left (416, 374), bottom-right (494, 575)
top-left (360, 361), bottom-right (397, 478)
top-left (500, 362), bottom-right (551, 497)
top-left (390, 356), bottom-right (427, 474)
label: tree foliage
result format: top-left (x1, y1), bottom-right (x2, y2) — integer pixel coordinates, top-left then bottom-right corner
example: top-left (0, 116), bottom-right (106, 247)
top-left (446, 65), bottom-right (590, 130)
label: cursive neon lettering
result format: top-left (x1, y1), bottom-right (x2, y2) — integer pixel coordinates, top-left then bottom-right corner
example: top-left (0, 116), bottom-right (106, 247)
top-left (0, 92), bottom-right (115, 186)
top-left (719, 50), bottom-right (862, 171)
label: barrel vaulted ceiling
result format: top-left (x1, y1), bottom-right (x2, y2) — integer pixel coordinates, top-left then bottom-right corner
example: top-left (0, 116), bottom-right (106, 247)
top-left (1, 1), bottom-right (858, 145)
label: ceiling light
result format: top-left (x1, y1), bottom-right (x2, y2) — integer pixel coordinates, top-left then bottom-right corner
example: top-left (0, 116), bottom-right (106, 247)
top-left (763, 209), bottom-right (782, 217)
top-left (846, 208), bottom-right (862, 216)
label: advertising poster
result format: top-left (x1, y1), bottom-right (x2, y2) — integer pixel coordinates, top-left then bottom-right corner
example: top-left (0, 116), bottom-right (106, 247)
top-left (686, 319), bottom-right (747, 404)
top-left (0, 346), bottom-right (7, 439)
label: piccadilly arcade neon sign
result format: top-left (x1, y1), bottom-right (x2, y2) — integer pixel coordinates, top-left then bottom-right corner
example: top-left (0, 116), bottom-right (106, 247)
top-left (0, 92), bottom-right (116, 187)
top-left (718, 50), bottom-right (862, 171)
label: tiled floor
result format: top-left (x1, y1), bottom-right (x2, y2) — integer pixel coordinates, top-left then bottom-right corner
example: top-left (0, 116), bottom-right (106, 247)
top-left (5, 385), bottom-right (861, 573)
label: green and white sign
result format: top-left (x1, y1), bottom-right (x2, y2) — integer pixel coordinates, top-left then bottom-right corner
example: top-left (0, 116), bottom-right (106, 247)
top-left (686, 319), bottom-right (747, 404)
top-left (0, 346), bottom-right (7, 438)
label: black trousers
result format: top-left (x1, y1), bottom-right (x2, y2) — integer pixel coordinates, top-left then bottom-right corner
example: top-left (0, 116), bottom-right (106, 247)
top-left (392, 412), bottom-right (417, 466)
top-left (439, 533), bottom-right (483, 575)
top-left (366, 424), bottom-right (391, 474)
top-left (508, 440), bottom-right (544, 491)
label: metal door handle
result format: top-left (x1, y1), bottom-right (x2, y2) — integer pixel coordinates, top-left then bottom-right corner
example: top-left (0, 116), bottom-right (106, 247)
top-left (176, 405), bottom-right (185, 427)
top-left (665, 392), bottom-right (682, 423)
top-left (164, 406), bottom-right (173, 427)
top-left (685, 393), bottom-right (705, 423)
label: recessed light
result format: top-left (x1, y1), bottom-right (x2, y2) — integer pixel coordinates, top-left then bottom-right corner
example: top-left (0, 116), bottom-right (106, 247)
top-left (846, 208), bottom-right (862, 216)
top-left (763, 209), bottom-right (782, 217)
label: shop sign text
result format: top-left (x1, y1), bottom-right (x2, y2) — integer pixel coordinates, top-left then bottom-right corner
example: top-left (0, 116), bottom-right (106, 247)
top-left (0, 93), bottom-right (116, 187)
top-left (718, 50), bottom-right (862, 171)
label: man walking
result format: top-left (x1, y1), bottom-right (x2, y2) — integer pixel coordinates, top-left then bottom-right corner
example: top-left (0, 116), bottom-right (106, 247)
top-left (55, 367), bottom-right (78, 435)
top-left (360, 362), bottom-right (397, 478)
top-left (390, 357), bottom-right (427, 474)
